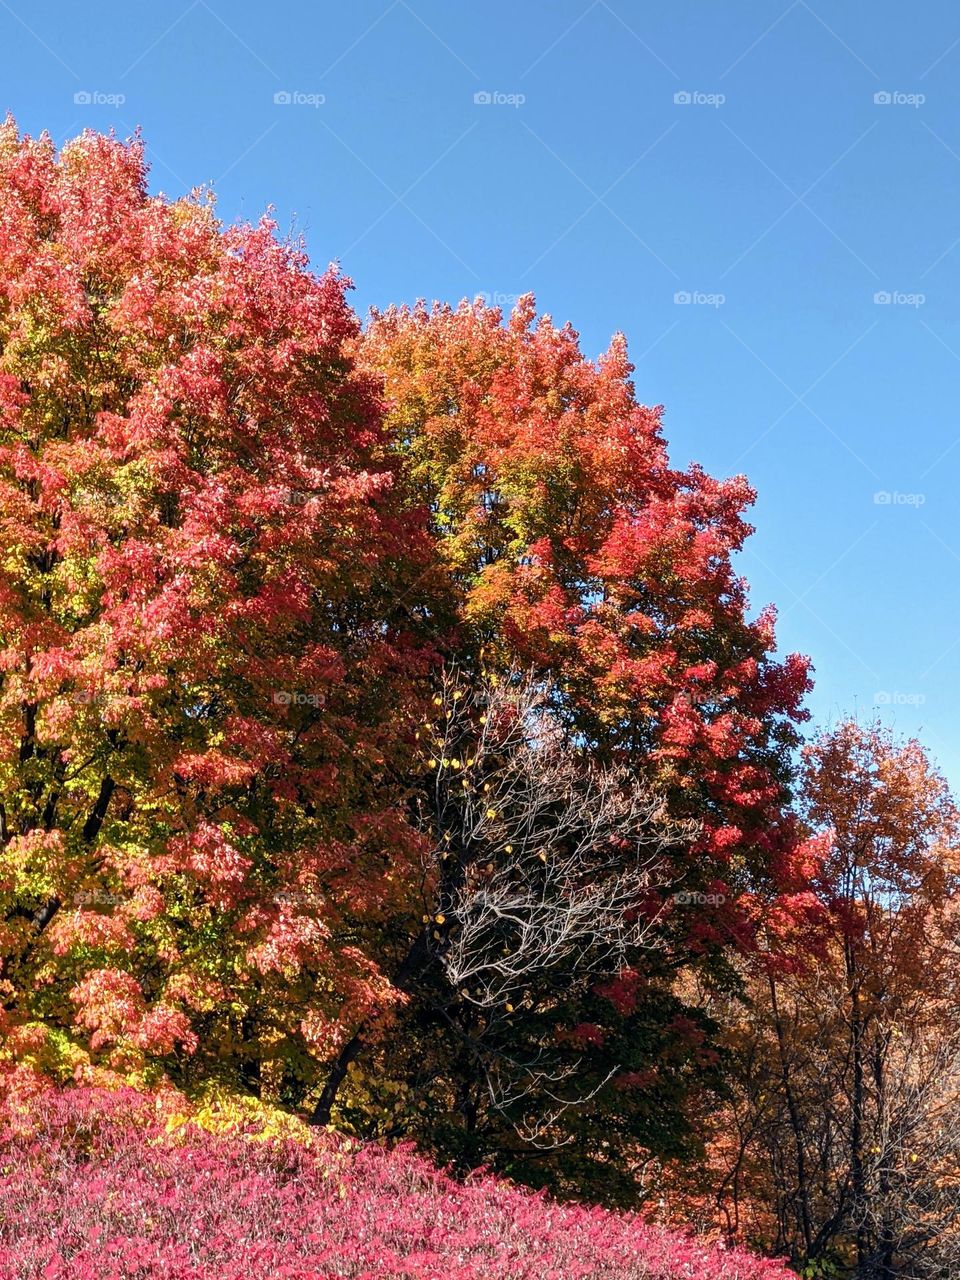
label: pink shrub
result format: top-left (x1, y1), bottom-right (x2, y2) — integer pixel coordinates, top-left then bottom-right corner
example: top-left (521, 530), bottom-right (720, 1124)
top-left (0, 1088), bottom-right (793, 1279)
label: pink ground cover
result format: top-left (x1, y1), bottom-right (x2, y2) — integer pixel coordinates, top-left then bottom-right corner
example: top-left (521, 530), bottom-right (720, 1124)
top-left (0, 1088), bottom-right (793, 1279)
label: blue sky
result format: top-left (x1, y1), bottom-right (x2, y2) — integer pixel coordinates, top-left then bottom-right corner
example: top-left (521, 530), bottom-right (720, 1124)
top-left (5, 1), bottom-right (960, 782)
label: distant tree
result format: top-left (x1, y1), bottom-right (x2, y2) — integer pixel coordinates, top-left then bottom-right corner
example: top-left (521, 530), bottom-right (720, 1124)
top-left (668, 723), bottom-right (960, 1277)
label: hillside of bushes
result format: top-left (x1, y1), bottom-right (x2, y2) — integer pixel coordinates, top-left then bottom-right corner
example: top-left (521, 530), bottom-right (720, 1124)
top-left (0, 1088), bottom-right (790, 1280)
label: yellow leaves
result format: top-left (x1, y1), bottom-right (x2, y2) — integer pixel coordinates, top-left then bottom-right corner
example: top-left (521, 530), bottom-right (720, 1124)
top-left (434, 913), bottom-right (446, 924)
top-left (486, 808), bottom-right (497, 819)
top-left (505, 844), bottom-right (513, 854)
top-left (163, 1087), bottom-right (311, 1143)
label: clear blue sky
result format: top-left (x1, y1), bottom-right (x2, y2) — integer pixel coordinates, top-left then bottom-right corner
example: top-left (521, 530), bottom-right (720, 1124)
top-left (5, 1), bottom-right (960, 783)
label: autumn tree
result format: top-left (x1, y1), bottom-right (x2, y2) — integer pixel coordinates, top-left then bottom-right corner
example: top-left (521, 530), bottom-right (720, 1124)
top-left (0, 124), bottom-right (821, 1208)
top-left (360, 297), bottom-right (814, 950)
top-left (0, 120), bottom-right (440, 1103)
top-left (671, 723), bottom-right (960, 1276)
top-left (303, 297), bottom-right (821, 1196)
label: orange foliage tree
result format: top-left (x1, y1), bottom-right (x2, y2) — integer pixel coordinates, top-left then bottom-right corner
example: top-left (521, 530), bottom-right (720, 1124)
top-left (664, 722), bottom-right (960, 1276)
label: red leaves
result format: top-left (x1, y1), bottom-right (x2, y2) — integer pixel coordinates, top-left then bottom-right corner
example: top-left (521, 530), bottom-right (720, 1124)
top-left (0, 120), bottom-right (436, 1089)
top-left (0, 120), bottom-right (820, 1185)
top-left (362, 298), bottom-right (813, 940)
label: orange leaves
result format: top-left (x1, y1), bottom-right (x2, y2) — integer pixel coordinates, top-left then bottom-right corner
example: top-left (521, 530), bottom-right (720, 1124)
top-left (360, 290), bottom-right (818, 984)
top-left (803, 721), bottom-right (960, 912)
